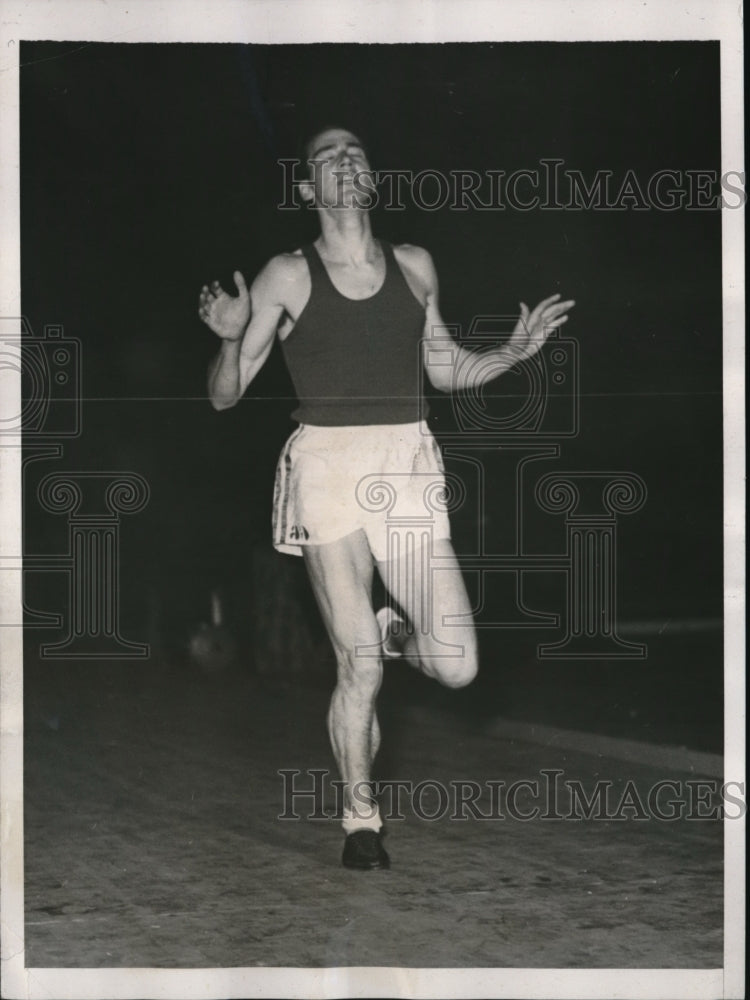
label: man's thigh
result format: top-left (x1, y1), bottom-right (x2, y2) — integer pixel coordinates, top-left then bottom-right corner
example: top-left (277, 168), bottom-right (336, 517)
top-left (302, 528), bottom-right (380, 656)
top-left (376, 536), bottom-right (476, 664)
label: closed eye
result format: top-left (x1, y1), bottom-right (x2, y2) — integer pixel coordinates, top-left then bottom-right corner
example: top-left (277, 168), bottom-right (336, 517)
top-left (309, 144), bottom-right (336, 160)
top-left (309, 143), bottom-right (365, 160)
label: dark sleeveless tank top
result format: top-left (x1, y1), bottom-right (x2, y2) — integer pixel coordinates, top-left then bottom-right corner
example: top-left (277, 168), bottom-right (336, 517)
top-left (280, 240), bottom-right (427, 425)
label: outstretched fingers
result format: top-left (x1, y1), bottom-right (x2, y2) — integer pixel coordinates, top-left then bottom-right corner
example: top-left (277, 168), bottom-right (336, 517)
top-left (545, 299), bottom-right (574, 325)
top-left (522, 299), bottom-right (548, 332)
top-left (198, 280), bottom-right (226, 322)
top-left (531, 296), bottom-right (575, 331)
top-left (537, 293), bottom-right (563, 310)
top-left (513, 295), bottom-right (575, 354)
top-left (197, 286), bottom-right (210, 316)
top-left (543, 298), bottom-right (576, 318)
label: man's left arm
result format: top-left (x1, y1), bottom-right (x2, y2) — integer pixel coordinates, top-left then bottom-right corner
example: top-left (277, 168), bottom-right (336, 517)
top-left (417, 249), bottom-right (575, 393)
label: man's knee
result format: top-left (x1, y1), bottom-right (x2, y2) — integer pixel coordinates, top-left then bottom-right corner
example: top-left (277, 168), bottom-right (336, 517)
top-left (424, 636), bottom-right (478, 689)
top-left (333, 643), bottom-right (383, 693)
top-left (439, 653), bottom-right (478, 689)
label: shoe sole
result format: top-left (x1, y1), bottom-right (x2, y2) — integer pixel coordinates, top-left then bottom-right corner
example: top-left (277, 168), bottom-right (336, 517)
top-left (375, 607), bottom-right (404, 659)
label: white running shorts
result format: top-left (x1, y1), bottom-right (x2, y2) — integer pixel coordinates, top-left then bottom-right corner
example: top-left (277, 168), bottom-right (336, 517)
top-left (272, 421), bottom-right (452, 561)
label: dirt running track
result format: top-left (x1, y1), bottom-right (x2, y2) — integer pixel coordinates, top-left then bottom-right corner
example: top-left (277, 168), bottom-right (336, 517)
top-left (23, 659), bottom-right (722, 969)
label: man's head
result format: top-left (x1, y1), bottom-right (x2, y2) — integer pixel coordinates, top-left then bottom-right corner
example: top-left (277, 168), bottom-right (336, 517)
top-left (300, 124), bottom-right (372, 175)
top-left (298, 125), bottom-right (375, 209)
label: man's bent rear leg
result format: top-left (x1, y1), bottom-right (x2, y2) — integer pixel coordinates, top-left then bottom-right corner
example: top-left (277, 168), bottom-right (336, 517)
top-left (376, 536), bottom-right (478, 689)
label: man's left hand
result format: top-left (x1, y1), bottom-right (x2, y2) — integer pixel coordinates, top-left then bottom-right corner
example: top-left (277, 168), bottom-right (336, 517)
top-left (509, 294), bottom-right (576, 362)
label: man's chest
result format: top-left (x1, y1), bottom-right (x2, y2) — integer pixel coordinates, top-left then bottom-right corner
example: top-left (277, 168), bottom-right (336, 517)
top-left (322, 258), bottom-right (386, 299)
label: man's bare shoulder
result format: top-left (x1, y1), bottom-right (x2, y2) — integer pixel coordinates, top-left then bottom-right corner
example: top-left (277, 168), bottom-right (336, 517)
top-left (392, 243), bottom-right (437, 293)
top-left (254, 250), bottom-right (309, 306)
top-left (261, 249), bottom-right (308, 282)
top-left (392, 242), bottom-right (433, 267)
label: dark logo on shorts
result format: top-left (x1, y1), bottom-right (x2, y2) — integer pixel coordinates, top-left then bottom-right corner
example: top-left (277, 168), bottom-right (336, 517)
top-left (289, 525), bottom-right (309, 541)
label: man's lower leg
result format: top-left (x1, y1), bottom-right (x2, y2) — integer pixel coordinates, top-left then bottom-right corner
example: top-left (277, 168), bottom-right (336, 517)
top-left (328, 664), bottom-right (389, 868)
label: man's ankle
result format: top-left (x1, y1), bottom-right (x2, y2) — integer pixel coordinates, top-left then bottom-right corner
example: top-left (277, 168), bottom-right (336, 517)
top-left (342, 803), bottom-right (382, 834)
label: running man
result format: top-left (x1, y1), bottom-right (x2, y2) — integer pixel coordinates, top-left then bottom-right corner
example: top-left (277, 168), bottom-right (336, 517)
top-left (200, 126), bottom-right (574, 869)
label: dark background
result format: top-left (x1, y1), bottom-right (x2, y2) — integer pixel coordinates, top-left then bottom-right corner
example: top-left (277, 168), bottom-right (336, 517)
top-left (20, 41), bottom-right (723, 749)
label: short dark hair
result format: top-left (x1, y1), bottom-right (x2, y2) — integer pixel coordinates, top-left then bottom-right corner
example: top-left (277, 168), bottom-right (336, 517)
top-left (297, 122), bottom-right (372, 178)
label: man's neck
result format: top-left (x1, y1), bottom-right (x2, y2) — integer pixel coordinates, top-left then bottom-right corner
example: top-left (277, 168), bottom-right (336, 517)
top-left (315, 210), bottom-right (377, 265)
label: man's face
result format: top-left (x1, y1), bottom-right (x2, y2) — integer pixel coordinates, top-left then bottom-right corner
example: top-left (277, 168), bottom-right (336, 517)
top-left (303, 128), bottom-right (372, 209)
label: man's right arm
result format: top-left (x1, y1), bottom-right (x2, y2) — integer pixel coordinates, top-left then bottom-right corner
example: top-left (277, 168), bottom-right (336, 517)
top-left (204, 257), bottom-right (290, 411)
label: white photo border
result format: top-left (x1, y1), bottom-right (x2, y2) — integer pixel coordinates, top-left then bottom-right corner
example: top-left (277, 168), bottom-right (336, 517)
top-left (0, 2), bottom-right (744, 998)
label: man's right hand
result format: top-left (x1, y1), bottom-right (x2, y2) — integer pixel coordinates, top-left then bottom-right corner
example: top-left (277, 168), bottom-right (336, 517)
top-left (198, 271), bottom-right (251, 341)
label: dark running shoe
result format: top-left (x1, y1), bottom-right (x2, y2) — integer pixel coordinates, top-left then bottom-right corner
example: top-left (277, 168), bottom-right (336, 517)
top-left (342, 829), bottom-right (390, 870)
